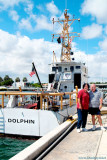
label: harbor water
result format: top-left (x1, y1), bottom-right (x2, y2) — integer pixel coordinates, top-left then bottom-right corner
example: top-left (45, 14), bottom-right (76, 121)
top-left (0, 137), bottom-right (35, 160)
top-left (0, 92), bottom-right (35, 160)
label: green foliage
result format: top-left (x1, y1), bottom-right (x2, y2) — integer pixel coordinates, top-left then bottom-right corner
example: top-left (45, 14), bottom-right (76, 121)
top-left (4, 75), bottom-right (10, 81)
top-left (96, 82), bottom-right (101, 84)
top-left (23, 77), bottom-right (28, 82)
top-left (0, 75), bottom-right (14, 86)
top-left (2, 79), bottom-right (14, 86)
top-left (90, 82), bottom-right (107, 84)
top-left (31, 83), bottom-right (41, 88)
top-left (15, 77), bottom-right (20, 82)
top-left (0, 77), bottom-right (3, 82)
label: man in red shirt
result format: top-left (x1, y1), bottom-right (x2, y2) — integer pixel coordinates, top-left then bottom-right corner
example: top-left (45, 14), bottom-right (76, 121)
top-left (77, 83), bottom-right (89, 133)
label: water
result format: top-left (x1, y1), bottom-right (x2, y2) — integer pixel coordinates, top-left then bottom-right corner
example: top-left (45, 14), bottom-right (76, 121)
top-left (0, 92), bottom-right (33, 107)
top-left (0, 137), bottom-right (35, 160)
top-left (0, 92), bottom-right (36, 160)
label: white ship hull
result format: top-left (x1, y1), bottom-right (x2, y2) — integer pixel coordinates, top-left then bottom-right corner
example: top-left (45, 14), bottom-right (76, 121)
top-left (0, 105), bottom-right (76, 137)
top-left (0, 108), bottom-right (59, 137)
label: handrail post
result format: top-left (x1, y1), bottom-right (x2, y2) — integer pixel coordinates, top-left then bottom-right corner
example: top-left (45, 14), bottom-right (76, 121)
top-left (71, 94), bottom-right (73, 105)
top-left (19, 86), bottom-right (22, 92)
top-left (69, 94), bottom-right (71, 107)
top-left (75, 86), bottom-right (78, 104)
top-left (44, 98), bottom-right (45, 110)
top-left (2, 95), bottom-right (4, 108)
top-left (40, 94), bottom-right (42, 109)
top-left (60, 95), bottom-right (63, 110)
top-left (19, 86), bottom-right (22, 106)
top-left (47, 96), bottom-right (49, 110)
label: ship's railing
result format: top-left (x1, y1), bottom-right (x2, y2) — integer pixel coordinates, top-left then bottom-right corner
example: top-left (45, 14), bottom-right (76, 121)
top-left (41, 91), bottom-right (76, 110)
top-left (0, 86), bottom-right (78, 110)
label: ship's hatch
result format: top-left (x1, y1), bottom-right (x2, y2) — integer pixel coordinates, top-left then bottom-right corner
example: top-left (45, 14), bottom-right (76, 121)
top-left (74, 73), bottom-right (81, 89)
top-left (49, 74), bottom-right (55, 83)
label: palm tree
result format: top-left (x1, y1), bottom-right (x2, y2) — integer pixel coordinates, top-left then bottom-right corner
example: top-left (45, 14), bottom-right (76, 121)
top-left (15, 77), bottom-right (20, 82)
top-left (23, 77), bottom-right (28, 82)
top-left (4, 75), bottom-right (10, 81)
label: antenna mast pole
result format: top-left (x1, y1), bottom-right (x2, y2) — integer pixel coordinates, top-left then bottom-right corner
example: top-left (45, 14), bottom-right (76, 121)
top-left (52, 9), bottom-right (80, 62)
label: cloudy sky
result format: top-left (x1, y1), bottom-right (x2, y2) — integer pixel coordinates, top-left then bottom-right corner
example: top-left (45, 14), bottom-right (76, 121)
top-left (0, 0), bottom-right (107, 83)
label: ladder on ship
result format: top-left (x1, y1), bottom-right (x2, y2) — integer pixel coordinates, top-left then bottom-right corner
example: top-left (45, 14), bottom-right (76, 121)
top-left (0, 110), bottom-right (5, 133)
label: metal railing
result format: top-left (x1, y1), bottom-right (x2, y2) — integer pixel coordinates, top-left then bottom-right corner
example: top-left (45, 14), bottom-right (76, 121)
top-left (0, 86), bottom-right (78, 110)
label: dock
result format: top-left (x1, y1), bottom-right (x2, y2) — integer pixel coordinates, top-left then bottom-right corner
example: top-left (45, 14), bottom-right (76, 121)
top-left (43, 107), bottom-right (107, 160)
top-left (9, 107), bottom-right (107, 160)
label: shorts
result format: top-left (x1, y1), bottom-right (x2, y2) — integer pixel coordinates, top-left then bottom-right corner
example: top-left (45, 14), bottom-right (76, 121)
top-left (89, 107), bottom-right (101, 115)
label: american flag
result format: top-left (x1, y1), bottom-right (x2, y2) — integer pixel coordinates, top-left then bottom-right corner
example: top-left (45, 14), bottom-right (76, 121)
top-left (29, 65), bottom-right (36, 77)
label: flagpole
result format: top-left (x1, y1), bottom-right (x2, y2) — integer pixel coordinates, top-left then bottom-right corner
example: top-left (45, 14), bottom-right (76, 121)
top-left (32, 62), bottom-right (43, 89)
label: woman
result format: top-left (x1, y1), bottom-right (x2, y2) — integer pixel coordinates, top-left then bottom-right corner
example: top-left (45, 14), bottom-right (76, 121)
top-left (77, 83), bottom-right (89, 133)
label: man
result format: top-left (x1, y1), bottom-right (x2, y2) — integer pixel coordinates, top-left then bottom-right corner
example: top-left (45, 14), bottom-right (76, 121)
top-left (89, 84), bottom-right (106, 131)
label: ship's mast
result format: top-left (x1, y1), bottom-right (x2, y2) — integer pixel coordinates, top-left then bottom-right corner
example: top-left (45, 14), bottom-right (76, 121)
top-left (52, 9), bottom-right (80, 62)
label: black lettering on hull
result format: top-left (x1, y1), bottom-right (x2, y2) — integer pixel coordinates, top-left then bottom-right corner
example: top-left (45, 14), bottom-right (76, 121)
top-left (7, 119), bottom-right (35, 124)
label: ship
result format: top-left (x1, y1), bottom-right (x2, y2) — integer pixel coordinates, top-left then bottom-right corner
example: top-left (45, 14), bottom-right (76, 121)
top-left (48, 9), bottom-right (88, 93)
top-left (0, 10), bottom-right (88, 138)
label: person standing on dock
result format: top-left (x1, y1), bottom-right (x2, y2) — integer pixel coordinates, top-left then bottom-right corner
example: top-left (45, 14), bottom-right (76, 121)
top-left (77, 83), bottom-right (90, 133)
top-left (89, 84), bottom-right (106, 131)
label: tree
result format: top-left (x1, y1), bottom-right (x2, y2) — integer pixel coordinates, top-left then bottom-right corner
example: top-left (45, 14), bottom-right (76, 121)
top-left (23, 77), bottom-right (28, 82)
top-left (96, 82), bottom-right (101, 84)
top-left (4, 75), bottom-right (10, 81)
top-left (2, 79), bottom-right (14, 86)
top-left (1, 75), bottom-right (14, 86)
top-left (0, 77), bottom-right (3, 82)
top-left (31, 83), bottom-right (41, 88)
top-left (15, 77), bottom-right (20, 82)
top-left (0, 75), bottom-right (14, 86)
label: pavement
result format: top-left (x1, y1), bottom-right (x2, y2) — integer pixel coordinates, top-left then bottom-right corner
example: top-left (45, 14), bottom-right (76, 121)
top-left (43, 107), bottom-right (107, 160)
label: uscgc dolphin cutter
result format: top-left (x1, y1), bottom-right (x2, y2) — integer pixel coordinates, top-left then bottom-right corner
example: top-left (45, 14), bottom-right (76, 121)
top-left (0, 10), bottom-right (88, 138)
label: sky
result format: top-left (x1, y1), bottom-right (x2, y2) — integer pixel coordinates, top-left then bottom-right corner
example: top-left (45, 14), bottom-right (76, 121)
top-left (0, 0), bottom-right (107, 83)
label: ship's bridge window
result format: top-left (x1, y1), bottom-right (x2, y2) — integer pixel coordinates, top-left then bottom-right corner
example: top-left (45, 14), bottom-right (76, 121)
top-left (76, 66), bottom-right (81, 69)
top-left (70, 66), bottom-right (74, 72)
top-left (52, 67), bottom-right (56, 71)
top-left (64, 68), bottom-right (67, 71)
top-left (58, 67), bottom-right (62, 72)
top-left (52, 67), bottom-right (60, 72)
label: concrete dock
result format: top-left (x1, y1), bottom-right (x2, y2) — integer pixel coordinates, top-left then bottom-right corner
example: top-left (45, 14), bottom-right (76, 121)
top-left (43, 108), bottom-right (107, 160)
